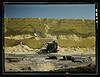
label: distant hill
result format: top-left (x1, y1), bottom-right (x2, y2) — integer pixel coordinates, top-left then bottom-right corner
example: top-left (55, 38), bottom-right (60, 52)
top-left (4, 18), bottom-right (95, 48)
top-left (4, 18), bottom-right (95, 38)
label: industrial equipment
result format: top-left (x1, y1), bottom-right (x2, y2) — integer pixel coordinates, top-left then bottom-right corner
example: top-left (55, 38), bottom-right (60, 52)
top-left (34, 30), bottom-right (58, 53)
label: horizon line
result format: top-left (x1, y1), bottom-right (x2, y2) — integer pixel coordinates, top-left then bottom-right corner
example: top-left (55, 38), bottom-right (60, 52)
top-left (4, 17), bottom-right (95, 20)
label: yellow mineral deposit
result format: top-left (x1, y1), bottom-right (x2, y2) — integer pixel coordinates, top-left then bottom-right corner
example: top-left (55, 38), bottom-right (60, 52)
top-left (36, 63), bottom-right (55, 71)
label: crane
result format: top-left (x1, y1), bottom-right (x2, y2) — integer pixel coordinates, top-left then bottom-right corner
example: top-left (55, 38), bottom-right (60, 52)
top-left (34, 29), bottom-right (58, 53)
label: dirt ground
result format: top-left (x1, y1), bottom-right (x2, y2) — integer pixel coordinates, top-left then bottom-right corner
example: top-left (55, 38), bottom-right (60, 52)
top-left (5, 56), bottom-right (95, 72)
top-left (4, 44), bottom-right (96, 72)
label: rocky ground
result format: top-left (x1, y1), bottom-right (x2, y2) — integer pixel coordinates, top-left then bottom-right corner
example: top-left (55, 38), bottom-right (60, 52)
top-left (5, 55), bottom-right (95, 72)
top-left (4, 44), bottom-right (96, 72)
top-left (4, 43), bottom-right (95, 55)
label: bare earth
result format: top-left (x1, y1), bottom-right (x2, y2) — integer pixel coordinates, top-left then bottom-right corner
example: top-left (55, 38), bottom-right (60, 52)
top-left (4, 44), bottom-right (96, 72)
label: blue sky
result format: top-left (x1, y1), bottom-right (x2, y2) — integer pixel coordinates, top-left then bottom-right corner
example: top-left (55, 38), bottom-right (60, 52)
top-left (4, 4), bottom-right (95, 19)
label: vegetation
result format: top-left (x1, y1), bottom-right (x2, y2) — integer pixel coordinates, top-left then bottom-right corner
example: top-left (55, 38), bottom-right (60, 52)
top-left (49, 29), bottom-right (95, 38)
top-left (5, 38), bottom-right (53, 49)
top-left (56, 37), bottom-right (95, 48)
top-left (4, 18), bottom-right (95, 38)
top-left (5, 37), bottom-right (95, 48)
top-left (4, 18), bottom-right (95, 49)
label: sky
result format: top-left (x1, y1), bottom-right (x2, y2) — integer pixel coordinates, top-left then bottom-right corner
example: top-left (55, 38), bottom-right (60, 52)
top-left (4, 4), bottom-right (95, 19)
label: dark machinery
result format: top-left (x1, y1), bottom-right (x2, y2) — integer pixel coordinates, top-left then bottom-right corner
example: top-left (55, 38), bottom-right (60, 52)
top-left (34, 30), bottom-right (59, 53)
